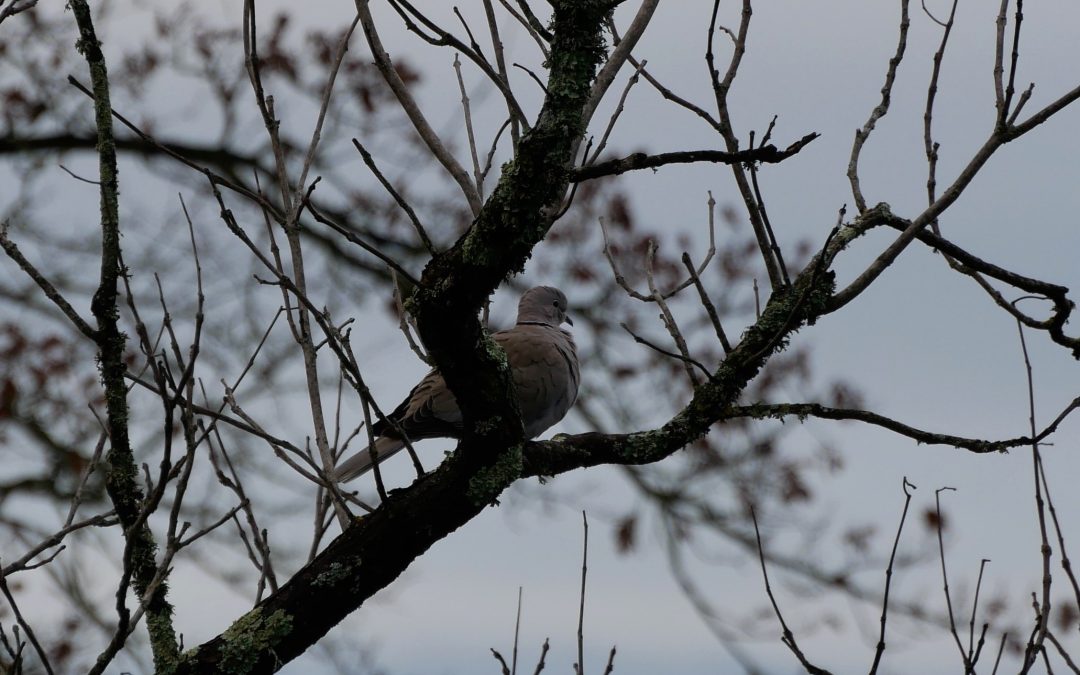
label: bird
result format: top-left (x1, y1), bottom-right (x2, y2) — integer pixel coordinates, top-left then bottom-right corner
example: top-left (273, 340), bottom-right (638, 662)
top-left (333, 286), bottom-right (579, 482)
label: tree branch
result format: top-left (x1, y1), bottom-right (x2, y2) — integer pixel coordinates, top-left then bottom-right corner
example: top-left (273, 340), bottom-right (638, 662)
top-left (726, 402), bottom-right (1078, 454)
top-left (69, 0), bottom-right (179, 670)
top-left (571, 135), bottom-right (818, 181)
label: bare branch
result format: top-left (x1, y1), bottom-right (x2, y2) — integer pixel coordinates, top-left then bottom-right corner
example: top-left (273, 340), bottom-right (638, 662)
top-left (573, 135), bottom-right (818, 181)
top-left (304, 183), bottom-right (423, 288)
top-left (2, 512), bottom-right (117, 577)
top-left (752, 508), bottom-right (833, 675)
top-left (586, 58), bottom-right (647, 166)
top-left (681, 251), bottom-right (732, 354)
top-left (705, 0), bottom-right (786, 290)
top-left (620, 323), bottom-right (712, 382)
top-left (922, 0), bottom-right (958, 208)
top-left (496, 0), bottom-right (550, 58)
top-left (933, 486), bottom-right (972, 672)
top-left (598, 192), bottom-right (720, 304)
top-left (0, 571), bottom-right (55, 675)
top-left (868, 477), bottom-right (916, 675)
top-left (867, 212), bottom-right (1080, 357)
top-left (645, 241), bottom-right (701, 387)
top-left (848, 0), bottom-right (910, 213)
top-left (581, 0), bottom-right (660, 131)
top-left (728, 400), bottom-right (1080, 454)
top-left (483, 0), bottom-right (520, 147)
top-left (355, 0), bottom-right (483, 214)
top-left (385, 0), bottom-right (530, 133)
top-left (295, 13), bottom-right (361, 200)
top-left (574, 512), bottom-right (588, 675)
top-left (0, 222), bottom-right (97, 340)
top-left (454, 53), bottom-right (486, 198)
top-left (1016, 316), bottom-right (1053, 674)
top-left (351, 139), bottom-right (437, 255)
top-left (0, 0), bottom-right (36, 25)
top-left (620, 50), bottom-right (722, 132)
top-left (968, 559), bottom-right (990, 666)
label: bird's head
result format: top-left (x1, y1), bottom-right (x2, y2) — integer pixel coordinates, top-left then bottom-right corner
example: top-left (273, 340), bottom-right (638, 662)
top-left (516, 286), bottom-right (573, 327)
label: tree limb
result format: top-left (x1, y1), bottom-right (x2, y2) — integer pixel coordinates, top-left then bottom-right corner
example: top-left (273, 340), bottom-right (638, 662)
top-left (571, 135), bottom-right (818, 181)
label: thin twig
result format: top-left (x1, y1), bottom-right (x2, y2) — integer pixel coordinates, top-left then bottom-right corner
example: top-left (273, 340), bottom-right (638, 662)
top-left (752, 507), bottom-right (833, 675)
top-left (847, 0), bottom-right (910, 213)
top-left (0, 222), bottom-right (97, 340)
top-left (587, 59), bottom-right (646, 165)
top-left (968, 558), bottom-right (990, 664)
top-left (1002, 0), bottom-right (1024, 125)
top-left (296, 12), bottom-right (361, 203)
top-left (922, 0), bottom-right (958, 209)
top-left (681, 251), bottom-right (731, 354)
top-left (868, 477), bottom-right (915, 675)
top-left (2, 512), bottom-right (117, 577)
top-left (601, 646), bottom-right (616, 675)
top-left (532, 638), bottom-right (550, 675)
top-left (355, 0), bottom-right (483, 214)
top-left (512, 586), bottom-right (523, 675)
top-left (491, 648), bottom-right (512, 675)
top-left (991, 633), bottom-right (1008, 675)
top-left (934, 486), bottom-right (971, 671)
top-left (620, 323), bottom-right (712, 381)
top-left (495, 0), bottom-right (549, 58)
top-left (245, 0), bottom-right (349, 532)
top-left (747, 123), bottom-right (790, 286)
top-left (645, 241), bottom-right (700, 386)
top-left (1016, 311), bottom-right (1053, 674)
top-left (512, 62), bottom-right (549, 94)
top-left (0, 571), bottom-right (55, 675)
top-left (350, 139), bottom-right (436, 254)
top-left (453, 53), bottom-right (485, 198)
top-left (598, 193), bottom-right (718, 303)
top-left (705, 0), bottom-right (785, 291)
top-left (304, 183), bottom-right (422, 287)
top-left (482, 0), bottom-right (520, 147)
top-left (575, 511), bottom-right (588, 675)
top-left (392, 271), bottom-right (431, 364)
top-left (1045, 632), bottom-right (1080, 675)
top-left (480, 118), bottom-right (512, 184)
top-left (580, 0), bottom-right (660, 135)
top-left (0, 0), bottom-right (38, 26)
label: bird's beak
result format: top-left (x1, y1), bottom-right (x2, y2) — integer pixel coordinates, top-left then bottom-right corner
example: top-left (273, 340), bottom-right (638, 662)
top-left (565, 315), bottom-right (574, 326)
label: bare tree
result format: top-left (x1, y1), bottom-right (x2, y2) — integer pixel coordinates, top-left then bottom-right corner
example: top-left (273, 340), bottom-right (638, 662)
top-left (2, 0), bottom-right (1080, 673)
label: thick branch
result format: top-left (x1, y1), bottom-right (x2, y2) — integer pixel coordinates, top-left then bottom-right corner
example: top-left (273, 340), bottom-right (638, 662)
top-left (0, 133), bottom-right (263, 172)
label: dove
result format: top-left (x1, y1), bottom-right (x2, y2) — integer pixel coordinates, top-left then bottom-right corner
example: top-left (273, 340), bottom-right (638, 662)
top-left (333, 286), bottom-right (579, 482)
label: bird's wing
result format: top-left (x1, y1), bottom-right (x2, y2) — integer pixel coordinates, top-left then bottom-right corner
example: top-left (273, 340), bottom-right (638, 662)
top-left (495, 324), bottom-right (579, 439)
top-left (373, 368), bottom-right (463, 440)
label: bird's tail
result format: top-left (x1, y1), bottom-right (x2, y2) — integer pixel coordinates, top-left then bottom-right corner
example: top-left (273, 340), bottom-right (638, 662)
top-left (332, 436), bottom-right (406, 482)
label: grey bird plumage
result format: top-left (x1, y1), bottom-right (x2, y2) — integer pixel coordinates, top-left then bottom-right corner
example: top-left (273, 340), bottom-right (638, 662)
top-left (333, 286), bottom-right (579, 482)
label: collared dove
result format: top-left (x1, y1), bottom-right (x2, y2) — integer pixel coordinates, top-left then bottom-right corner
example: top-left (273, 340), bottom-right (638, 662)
top-left (333, 286), bottom-right (579, 482)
